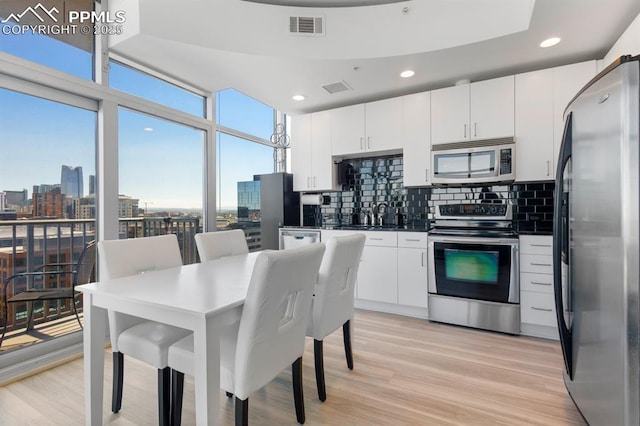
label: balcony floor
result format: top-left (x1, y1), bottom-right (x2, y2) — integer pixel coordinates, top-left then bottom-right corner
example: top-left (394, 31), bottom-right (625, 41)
top-left (0, 313), bottom-right (83, 354)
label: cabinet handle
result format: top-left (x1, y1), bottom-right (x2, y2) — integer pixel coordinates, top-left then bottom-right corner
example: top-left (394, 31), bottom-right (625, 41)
top-left (307, 177), bottom-right (311, 188)
top-left (367, 136), bottom-right (371, 149)
top-left (530, 244), bottom-right (552, 247)
top-left (421, 252), bottom-right (425, 267)
top-left (369, 237), bottom-right (384, 240)
top-left (530, 262), bottom-right (552, 267)
top-left (531, 306), bottom-right (553, 312)
top-left (474, 122), bottom-right (477, 137)
top-left (546, 160), bottom-right (550, 176)
top-left (313, 176), bottom-right (317, 187)
top-left (425, 168), bottom-right (429, 182)
top-left (405, 238), bottom-right (421, 242)
top-left (531, 281), bottom-right (552, 286)
top-left (360, 137), bottom-right (363, 150)
top-left (464, 124), bottom-right (467, 138)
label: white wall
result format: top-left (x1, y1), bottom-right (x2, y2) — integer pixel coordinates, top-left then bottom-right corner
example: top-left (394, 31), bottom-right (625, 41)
top-left (603, 13), bottom-right (640, 68)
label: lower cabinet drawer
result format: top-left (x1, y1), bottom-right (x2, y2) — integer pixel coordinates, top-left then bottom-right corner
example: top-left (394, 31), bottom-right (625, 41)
top-left (521, 291), bottom-right (557, 327)
top-left (521, 272), bottom-right (554, 293)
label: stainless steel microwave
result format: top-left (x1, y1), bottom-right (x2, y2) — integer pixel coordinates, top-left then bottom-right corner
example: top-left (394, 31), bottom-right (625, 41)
top-left (431, 139), bottom-right (515, 185)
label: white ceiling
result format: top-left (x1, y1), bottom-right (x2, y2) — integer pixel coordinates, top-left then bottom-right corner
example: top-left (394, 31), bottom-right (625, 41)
top-left (108, 0), bottom-right (640, 116)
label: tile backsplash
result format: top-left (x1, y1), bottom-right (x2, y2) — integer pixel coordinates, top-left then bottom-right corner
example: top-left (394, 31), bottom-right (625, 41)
top-left (316, 154), bottom-right (555, 234)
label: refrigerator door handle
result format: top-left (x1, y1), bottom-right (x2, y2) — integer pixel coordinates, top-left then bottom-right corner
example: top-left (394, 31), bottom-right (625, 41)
top-left (554, 111), bottom-right (574, 379)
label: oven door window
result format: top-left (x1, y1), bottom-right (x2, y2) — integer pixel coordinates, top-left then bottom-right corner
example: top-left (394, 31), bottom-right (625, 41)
top-left (433, 242), bottom-right (513, 303)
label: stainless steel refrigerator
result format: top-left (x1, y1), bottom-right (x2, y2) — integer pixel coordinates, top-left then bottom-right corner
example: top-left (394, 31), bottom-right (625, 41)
top-left (554, 55), bottom-right (640, 425)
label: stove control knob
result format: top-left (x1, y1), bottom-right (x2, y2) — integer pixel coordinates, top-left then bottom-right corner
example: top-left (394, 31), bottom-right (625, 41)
top-left (489, 205), bottom-right (497, 214)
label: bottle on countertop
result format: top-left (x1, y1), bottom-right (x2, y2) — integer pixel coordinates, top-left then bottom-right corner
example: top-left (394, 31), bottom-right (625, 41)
top-left (351, 209), bottom-right (360, 225)
top-left (396, 208), bottom-right (404, 228)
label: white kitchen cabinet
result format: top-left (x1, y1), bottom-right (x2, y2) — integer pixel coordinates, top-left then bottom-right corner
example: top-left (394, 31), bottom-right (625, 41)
top-left (431, 75), bottom-right (515, 145)
top-left (358, 245), bottom-right (398, 304)
top-left (514, 60), bottom-right (596, 182)
top-left (397, 232), bottom-right (428, 308)
top-left (519, 235), bottom-right (558, 340)
top-left (403, 91), bottom-right (432, 187)
top-left (331, 97), bottom-right (403, 156)
top-left (331, 104), bottom-right (365, 156)
top-left (515, 68), bottom-right (555, 181)
top-left (291, 111), bottom-right (337, 192)
top-left (552, 60), bottom-right (597, 168)
top-left (357, 231), bottom-right (398, 304)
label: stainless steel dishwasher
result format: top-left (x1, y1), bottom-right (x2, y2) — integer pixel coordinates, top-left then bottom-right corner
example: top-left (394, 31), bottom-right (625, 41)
top-left (279, 228), bottom-right (321, 249)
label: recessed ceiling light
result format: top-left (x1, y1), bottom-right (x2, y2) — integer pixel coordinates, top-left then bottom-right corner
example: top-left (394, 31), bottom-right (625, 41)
top-left (540, 37), bottom-right (561, 48)
top-left (292, 94), bottom-right (306, 101)
top-left (400, 70), bottom-right (415, 78)
top-left (143, 127), bottom-right (153, 132)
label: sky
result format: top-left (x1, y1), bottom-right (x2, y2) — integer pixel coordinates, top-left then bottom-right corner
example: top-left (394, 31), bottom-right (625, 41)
top-left (0, 21), bottom-right (276, 211)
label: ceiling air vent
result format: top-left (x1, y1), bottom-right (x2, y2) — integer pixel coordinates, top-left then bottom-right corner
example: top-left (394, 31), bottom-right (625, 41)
top-left (322, 81), bottom-right (351, 94)
top-left (289, 16), bottom-right (324, 36)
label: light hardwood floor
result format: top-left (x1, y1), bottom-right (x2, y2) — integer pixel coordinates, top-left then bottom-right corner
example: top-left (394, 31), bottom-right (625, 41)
top-left (0, 310), bottom-right (585, 425)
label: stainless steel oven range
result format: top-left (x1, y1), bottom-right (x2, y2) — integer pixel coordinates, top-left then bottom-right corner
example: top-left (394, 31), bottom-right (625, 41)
top-left (427, 203), bottom-right (520, 334)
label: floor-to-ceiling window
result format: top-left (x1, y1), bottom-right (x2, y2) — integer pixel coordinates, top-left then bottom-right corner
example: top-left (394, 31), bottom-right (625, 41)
top-left (0, 86), bottom-right (97, 353)
top-left (118, 108), bottom-right (205, 263)
top-left (215, 89), bottom-right (277, 249)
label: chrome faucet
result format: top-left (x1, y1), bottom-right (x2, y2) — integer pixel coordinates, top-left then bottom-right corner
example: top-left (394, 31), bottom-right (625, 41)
top-left (372, 202), bottom-right (388, 226)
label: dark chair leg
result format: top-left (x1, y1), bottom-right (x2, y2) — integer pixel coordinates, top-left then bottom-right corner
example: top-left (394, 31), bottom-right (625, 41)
top-left (0, 301), bottom-right (8, 349)
top-left (72, 295), bottom-right (83, 329)
top-left (226, 391), bottom-right (234, 398)
top-left (171, 370), bottom-right (184, 426)
top-left (235, 397), bottom-right (249, 426)
top-left (292, 357), bottom-right (305, 424)
top-left (343, 320), bottom-right (354, 370)
top-left (313, 339), bottom-right (326, 402)
top-left (158, 367), bottom-right (171, 426)
top-left (112, 352), bottom-right (124, 413)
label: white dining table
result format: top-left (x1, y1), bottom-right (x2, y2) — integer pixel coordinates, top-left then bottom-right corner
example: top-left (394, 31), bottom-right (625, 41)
top-left (76, 251), bottom-right (262, 426)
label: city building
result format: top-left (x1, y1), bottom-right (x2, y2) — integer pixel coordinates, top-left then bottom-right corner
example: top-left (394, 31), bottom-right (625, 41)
top-left (88, 175), bottom-right (95, 195)
top-left (32, 187), bottom-right (65, 218)
top-left (32, 184), bottom-right (60, 194)
top-left (74, 195), bottom-right (96, 220)
top-left (60, 165), bottom-right (83, 199)
top-left (3, 189), bottom-right (28, 212)
top-left (0, 191), bottom-right (5, 211)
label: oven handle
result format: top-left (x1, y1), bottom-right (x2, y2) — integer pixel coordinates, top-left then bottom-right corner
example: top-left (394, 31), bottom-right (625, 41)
top-left (427, 236), bottom-right (519, 245)
top-left (508, 243), bottom-right (520, 303)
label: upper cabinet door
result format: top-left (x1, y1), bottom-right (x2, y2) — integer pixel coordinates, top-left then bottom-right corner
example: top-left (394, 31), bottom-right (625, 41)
top-left (431, 84), bottom-right (469, 145)
top-left (515, 69), bottom-right (554, 182)
top-left (291, 114), bottom-right (313, 192)
top-left (470, 75), bottom-right (515, 140)
top-left (331, 104), bottom-right (365, 156)
top-left (310, 110), bottom-right (335, 191)
top-left (403, 92), bottom-right (432, 187)
top-left (365, 97), bottom-right (404, 153)
top-left (552, 60), bottom-right (597, 168)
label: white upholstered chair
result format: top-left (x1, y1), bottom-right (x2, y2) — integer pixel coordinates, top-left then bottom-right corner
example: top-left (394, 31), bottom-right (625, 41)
top-left (168, 243), bottom-right (326, 426)
top-left (98, 234), bottom-right (191, 426)
top-left (194, 229), bottom-right (249, 262)
top-left (306, 233), bottom-right (366, 401)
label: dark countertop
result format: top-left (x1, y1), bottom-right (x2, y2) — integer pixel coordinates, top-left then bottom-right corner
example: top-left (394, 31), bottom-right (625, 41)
top-left (281, 225), bottom-right (554, 236)
top-left (280, 225), bottom-right (431, 232)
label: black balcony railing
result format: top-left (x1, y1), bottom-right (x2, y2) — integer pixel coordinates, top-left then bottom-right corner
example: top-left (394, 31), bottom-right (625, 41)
top-left (0, 217), bottom-right (200, 349)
